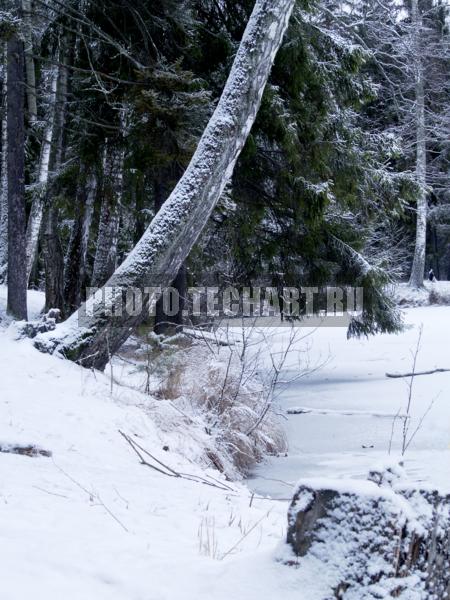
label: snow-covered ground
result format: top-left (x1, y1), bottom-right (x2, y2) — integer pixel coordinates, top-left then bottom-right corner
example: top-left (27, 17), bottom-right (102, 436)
top-left (0, 288), bottom-right (302, 600)
top-left (1, 285), bottom-right (449, 599)
top-left (395, 279), bottom-right (450, 306)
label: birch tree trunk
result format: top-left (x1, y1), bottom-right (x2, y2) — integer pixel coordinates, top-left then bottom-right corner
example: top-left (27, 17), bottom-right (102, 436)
top-left (42, 37), bottom-right (69, 313)
top-left (25, 65), bottom-right (58, 282)
top-left (64, 167), bottom-right (97, 314)
top-left (6, 33), bottom-right (27, 320)
top-left (91, 143), bottom-right (123, 288)
top-left (409, 0), bottom-right (428, 288)
top-left (0, 44), bottom-right (8, 283)
top-left (35, 0), bottom-right (296, 369)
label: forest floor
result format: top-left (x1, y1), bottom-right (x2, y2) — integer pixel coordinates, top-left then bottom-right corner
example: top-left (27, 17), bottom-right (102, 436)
top-left (0, 285), bottom-right (449, 599)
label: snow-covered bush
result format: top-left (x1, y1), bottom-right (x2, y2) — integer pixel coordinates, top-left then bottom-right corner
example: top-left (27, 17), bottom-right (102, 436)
top-left (125, 328), bottom-right (291, 478)
top-left (428, 285), bottom-right (450, 306)
top-left (164, 343), bottom-right (286, 476)
top-left (394, 281), bottom-right (450, 307)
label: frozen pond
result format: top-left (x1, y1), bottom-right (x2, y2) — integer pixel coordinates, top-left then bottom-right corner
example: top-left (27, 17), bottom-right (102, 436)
top-left (248, 306), bottom-right (450, 498)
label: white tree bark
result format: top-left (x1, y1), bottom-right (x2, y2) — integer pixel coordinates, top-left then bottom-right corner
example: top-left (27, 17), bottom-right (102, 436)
top-left (25, 65), bottom-right (58, 282)
top-left (81, 176), bottom-right (96, 261)
top-left (42, 38), bottom-right (70, 313)
top-left (409, 0), bottom-right (428, 288)
top-left (35, 0), bottom-right (296, 369)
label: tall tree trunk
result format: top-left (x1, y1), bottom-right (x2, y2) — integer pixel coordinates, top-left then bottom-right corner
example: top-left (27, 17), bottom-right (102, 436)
top-left (170, 263), bottom-right (187, 331)
top-left (35, 0), bottom-right (296, 368)
top-left (91, 143), bottom-right (123, 287)
top-left (25, 65), bottom-right (58, 282)
top-left (133, 171), bottom-right (146, 245)
top-left (42, 36), bottom-right (69, 313)
top-left (0, 44), bottom-right (8, 283)
top-left (6, 33), bottom-right (27, 320)
top-left (432, 225), bottom-right (440, 280)
top-left (21, 0), bottom-right (38, 124)
top-left (153, 172), bottom-right (187, 334)
top-left (409, 0), bottom-right (427, 288)
top-left (64, 166), bottom-right (97, 314)
top-left (42, 204), bottom-right (64, 313)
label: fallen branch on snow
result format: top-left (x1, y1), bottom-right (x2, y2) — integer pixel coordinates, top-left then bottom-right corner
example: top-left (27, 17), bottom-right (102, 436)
top-left (386, 368), bottom-right (450, 379)
top-left (118, 430), bottom-right (236, 492)
top-left (0, 443), bottom-right (52, 457)
top-left (183, 328), bottom-right (232, 347)
top-left (287, 407), bottom-right (409, 419)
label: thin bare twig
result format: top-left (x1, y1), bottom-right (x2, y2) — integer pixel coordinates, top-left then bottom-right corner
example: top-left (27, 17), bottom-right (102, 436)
top-left (52, 461), bottom-right (129, 532)
top-left (119, 431), bottom-right (235, 492)
top-left (220, 510), bottom-right (272, 560)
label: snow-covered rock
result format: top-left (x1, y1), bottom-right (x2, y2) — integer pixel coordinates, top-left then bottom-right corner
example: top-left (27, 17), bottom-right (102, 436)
top-left (286, 466), bottom-right (450, 599)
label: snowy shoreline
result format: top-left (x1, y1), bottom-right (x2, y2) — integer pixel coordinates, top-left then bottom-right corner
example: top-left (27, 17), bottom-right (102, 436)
top-left (1, 286), bottom-right (449, 599)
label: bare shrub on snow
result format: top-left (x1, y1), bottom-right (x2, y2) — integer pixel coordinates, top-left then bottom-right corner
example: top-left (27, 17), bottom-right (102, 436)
top-left (428, 286), bottom-right (450, 305)
top-left (156, 331), bottom-right (288, 477)
top-left (395, 281), bottom-right (450, 307)
top-left (118, 324), bottom-right (313, 479)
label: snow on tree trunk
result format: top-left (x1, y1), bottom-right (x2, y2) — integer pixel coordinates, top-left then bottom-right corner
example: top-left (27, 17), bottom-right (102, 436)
top-left (6, 33), bottom-right (27, 320)
top-left (21, 0), bottom-right (37, 124)
top-left (43, 37), bottom-right (69, 314)
top-left (64, 167), bottom-right (97, 314)
top-left (91, 143), bottom-right (123, 288)
top-left (35, 0), bottom-right (296, 369)
top-left (0, 44), bottom-right (8, 283)
top-left (25, 65), bottom-right (58, 283)
top-left (409, 0), bottom-right (428, 289)
top-left (51, 36), bottom-right (69, 171)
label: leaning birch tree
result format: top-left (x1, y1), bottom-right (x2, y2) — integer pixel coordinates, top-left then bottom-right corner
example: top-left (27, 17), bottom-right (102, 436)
top-left (35, 0), bottom-right (296, 369)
